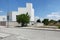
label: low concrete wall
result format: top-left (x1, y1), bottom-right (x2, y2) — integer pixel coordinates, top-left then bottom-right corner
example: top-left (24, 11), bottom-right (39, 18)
top-left (6, 22), bottom-right (21, 27)
top-left (0, 28), bottom-right (60, 40)
top-left (34, 23), bottom-right (44, 27)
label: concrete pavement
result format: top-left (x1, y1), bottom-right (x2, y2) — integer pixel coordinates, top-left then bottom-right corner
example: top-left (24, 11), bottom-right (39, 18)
top-left (0, 27), bottom-right (60, 40)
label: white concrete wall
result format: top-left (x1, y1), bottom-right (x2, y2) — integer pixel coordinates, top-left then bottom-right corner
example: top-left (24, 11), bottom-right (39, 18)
top-left (18, 8), bottom-right (27, 15)
top-left (0, 16), bottom-right (7, 21)
top-left (18, 3), bottom-right (34, 22)
top-left (34, 23), bottom-right (44, 27)
top-left (30, 9), bottom-right (34, 21)
top-left (12, 11), bottom-right (18, 21)
top-left (7, 11), bottom-right (18, 21)
top-left (26, 3), bottom-right (34, 21)
top-left (26, 3), bottom-right (33, 9)
top-left (6, 22), bottom-right (21, 27)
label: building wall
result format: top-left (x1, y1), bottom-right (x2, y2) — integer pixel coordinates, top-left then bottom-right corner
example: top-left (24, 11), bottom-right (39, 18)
top-left (6, 21), bottom-right (20, 27)
top-left (18, 8), bottom-right (27, 15)
top-left (0, 16), bottom-right (7, 26)
top-left (30, 9), bottom-right (34, 21)
top-left (7, 12), bottom-right (12, 21)
top-left (0, 21), bottom-right (6, 26)
top-left (0, 16), bottom-right (7, 21)
top-left (26, 3), bottom-right (34, 21)
top-left (0, 3), bottom-right (34, 26)
top-left (12, 11), bottom-right (18, 21)
top-left (9, 3), bottom-right (35, 22)
top-left (26, 3), bottom-right (33, 9)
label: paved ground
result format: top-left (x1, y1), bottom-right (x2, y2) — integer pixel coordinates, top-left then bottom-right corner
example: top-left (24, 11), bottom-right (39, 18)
top-left (0, 27), bottom-right (60, 40)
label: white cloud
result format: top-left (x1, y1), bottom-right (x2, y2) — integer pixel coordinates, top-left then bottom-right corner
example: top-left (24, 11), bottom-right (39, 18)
top-left (46, 12), bottom-right (60, 21)
top-left (35, 16), bottom-right (44, 22)
top-left (35, 16), bottom-right (39, 19)
top-left (0, 11), bottom-right (3, 12)
top-left (34, 16), bottom-right (39, 22)
top-left (40, 18), bottom-right (44, 21)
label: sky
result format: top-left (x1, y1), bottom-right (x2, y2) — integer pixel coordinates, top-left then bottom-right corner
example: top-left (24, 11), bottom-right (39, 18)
top-left (0, 0), bottom-right (60, 20)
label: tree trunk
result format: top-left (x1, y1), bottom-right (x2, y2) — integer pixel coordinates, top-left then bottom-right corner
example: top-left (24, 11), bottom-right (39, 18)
top-left (25, 23), bottom-right (27, 26)
top-left (21, 23), bottom-right (24, 27)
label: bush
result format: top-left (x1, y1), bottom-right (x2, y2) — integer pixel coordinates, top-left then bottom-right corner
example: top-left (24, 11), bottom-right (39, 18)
top-left (42, 19), bottom-right (49, 25)
top-left (58, 26), bottom-right (60, 29)
top-left (37, 19), bottom-right (41, 23)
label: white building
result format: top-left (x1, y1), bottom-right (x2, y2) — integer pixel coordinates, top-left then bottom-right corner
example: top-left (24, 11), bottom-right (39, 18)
top-left (0, 3), bottom-right (34, 26)
top-left (0, 16), bottom-right (7, 26)
top-left (8, 3), bottom-right (34, 25)
top-left (0, 16), bottom-right (7, 21)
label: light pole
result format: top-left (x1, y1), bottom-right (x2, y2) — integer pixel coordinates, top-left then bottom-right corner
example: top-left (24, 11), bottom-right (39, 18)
top-left (6, 0), bottom-right (9, 28)
top-left (7, 12), bottom-right (9, 28)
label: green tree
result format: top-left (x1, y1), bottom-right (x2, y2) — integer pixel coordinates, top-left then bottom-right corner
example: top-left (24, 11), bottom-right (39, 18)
top-left (49, 20), bottom-right (55, 23)
top-left (37, 19), bottom-right (41, 23)
top-left (42, 19), bottom-right (49, 25)
top-left (49, 20), bottom-right (57, 24)
top-left (16, 13), bottom-right (30, 27)
top-left (58, 20), bottom-right (60, 23)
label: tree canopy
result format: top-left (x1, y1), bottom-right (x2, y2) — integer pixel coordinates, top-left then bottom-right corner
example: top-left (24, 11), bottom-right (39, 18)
top-left (16, 13), bottom-right (30, 26)
top-left (58, 20), bottom-right (60, 23)
top-left (37, 19), bottom-right (41, 23)
top-left (42, 19), bottom-right (49, 25)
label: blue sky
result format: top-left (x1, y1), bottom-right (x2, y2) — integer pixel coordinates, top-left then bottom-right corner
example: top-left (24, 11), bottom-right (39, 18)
top-left (0, 0), bottom-right (60, 20)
